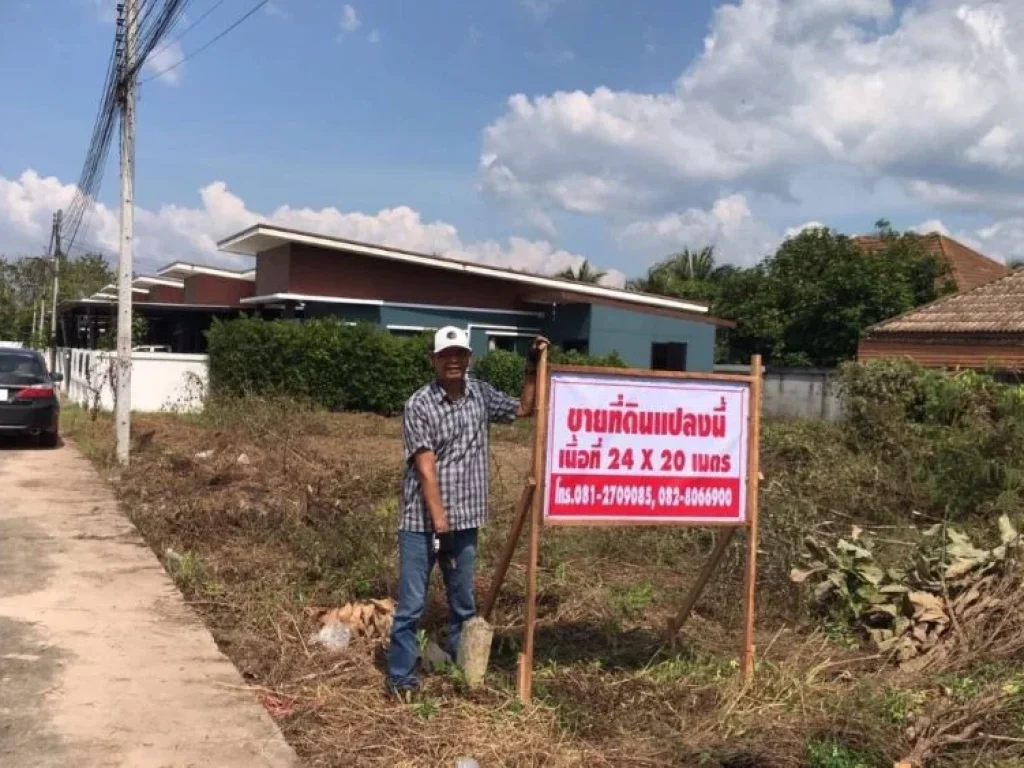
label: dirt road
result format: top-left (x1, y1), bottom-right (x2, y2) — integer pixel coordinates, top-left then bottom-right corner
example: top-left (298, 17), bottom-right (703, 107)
top-left (0, 440), bottom-right (299, 768)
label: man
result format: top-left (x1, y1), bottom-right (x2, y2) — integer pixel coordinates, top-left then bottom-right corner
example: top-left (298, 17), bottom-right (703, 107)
top-left (387, 325), bottom-right (547, 698)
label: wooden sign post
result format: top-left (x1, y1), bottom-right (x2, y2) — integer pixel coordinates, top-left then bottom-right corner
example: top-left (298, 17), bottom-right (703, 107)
top-left (484, 353), bottom-right (763, 702)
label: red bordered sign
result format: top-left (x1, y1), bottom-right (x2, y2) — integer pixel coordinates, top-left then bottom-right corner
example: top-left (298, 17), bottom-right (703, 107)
top-left (543, 368), bottom-right (752, 525)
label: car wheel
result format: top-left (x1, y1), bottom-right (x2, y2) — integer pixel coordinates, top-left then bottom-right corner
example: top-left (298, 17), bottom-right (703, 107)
top-left (38, 430), bottom-right (60, 449)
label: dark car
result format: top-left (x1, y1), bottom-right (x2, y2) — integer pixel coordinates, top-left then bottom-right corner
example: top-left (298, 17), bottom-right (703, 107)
top-left (0, 347), bottom-right (61, 447)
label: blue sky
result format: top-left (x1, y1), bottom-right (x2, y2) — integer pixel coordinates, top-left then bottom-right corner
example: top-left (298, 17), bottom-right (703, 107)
top-left (2, 0), bottom-right (1023, 278)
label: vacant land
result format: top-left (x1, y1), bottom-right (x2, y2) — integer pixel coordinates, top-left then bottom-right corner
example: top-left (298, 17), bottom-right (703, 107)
top-left (63, 384), bottom-right (1024, 767)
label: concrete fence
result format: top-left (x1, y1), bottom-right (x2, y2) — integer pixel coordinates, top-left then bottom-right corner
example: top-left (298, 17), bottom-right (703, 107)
top-left (715, 364), bottom-right (842, 422)
top-left (55, 347), bottom-right (208, 414)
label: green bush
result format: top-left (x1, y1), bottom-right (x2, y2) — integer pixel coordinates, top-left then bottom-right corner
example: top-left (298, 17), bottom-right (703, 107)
top-left (836, 358), bottom-right (1024, 434)
top-left (834, 360), bottom-right (1024, 521)
top-left (472, 347), bottom-right (626, 397)
top-left (206, 318), bottom-right (433, 415)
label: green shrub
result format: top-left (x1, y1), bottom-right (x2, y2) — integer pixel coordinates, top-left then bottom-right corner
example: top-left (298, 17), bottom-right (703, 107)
top-left (473, 347), bottom-right (626, 397)
top-left (834, 360), bottom-right (1024, 521)
top-left (207, 320), bottom-right (628, 414)
top-left (472, 349), bottom-right (525, 398)
top-left (836, 359), bottom-right (1024, 433)
top-left (206, 318), bottom-right (433, 415)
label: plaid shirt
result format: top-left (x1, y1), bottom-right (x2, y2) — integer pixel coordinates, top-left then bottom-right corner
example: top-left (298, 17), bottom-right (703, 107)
top-left (400, 377), bottom-right (519, 532)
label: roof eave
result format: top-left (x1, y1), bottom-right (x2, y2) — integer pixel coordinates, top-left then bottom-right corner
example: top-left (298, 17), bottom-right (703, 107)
top-left (218, 223), bottom-right (712, 317)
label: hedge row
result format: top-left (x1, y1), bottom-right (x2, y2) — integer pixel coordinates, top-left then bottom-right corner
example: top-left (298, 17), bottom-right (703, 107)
top-left (206, 318), bottom-right (623, 415)
top-left (472, 347), bottom-right (625, 397)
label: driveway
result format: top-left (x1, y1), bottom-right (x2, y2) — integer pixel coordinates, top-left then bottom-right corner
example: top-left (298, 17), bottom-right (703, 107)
top-left (0, 439), bottom-right (299, 767)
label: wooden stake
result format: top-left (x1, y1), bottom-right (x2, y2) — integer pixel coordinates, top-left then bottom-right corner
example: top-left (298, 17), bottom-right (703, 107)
top-left (481, 480), bottom-right (536, 621)
top-left (664, 527), bottom-right (738, 641)
top-left (740, 354), bottom-right (763, 680)
top-left (518, 346), bottom-right (549, 703)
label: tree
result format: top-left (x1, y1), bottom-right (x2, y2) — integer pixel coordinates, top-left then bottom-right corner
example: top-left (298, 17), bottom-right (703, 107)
top-left (626, 246), bottom-right (734, 301)
top-left (720, 228), bottom-right (952, 367)
top-left (0, 252), bottom-right (115, 343)
top-left (622, 226), bottom-right (954, 367)
top-left (556, 260), bottom-right (607, 284)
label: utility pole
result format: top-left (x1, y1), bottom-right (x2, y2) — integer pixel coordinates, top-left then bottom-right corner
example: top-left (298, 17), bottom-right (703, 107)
top-left (115, 0), bottom-right (136, 466)
top-left (49, 210), bottom-right (62, 371)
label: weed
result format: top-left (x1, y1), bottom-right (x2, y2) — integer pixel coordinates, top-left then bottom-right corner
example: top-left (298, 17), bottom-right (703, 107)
top-left (410, 698), bottom-right (439, 720)
top-left (805, 738), bottom-right (882, 768)
top-left (615, 581), bottom-right (654, 619)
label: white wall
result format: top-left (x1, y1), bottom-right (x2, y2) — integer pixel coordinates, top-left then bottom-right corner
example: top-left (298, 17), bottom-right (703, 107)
top-left (56, 347), bottom-right (209, 413)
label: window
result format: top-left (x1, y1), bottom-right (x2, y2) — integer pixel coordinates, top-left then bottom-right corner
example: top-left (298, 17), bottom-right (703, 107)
top-left (387, 326), bottom-right (435, 339)
top-left (489, 336), bottom-right (518, 352)
top-left (0, 351), bottom-right (46, 383)
top-left (651, 342), bottom-right (687, 372)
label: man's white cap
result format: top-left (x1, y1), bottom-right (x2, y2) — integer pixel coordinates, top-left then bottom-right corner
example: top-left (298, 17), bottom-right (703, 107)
top-left (433, 326), bottom-right (472, 354)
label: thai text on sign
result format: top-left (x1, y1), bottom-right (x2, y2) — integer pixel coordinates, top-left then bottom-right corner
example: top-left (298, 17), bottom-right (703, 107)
top-left (543, 370), bottom-right (751, 524)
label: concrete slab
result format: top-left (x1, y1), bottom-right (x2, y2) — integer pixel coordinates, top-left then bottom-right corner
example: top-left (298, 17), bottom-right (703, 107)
top-left (0, 440), bottom-right (299, 768)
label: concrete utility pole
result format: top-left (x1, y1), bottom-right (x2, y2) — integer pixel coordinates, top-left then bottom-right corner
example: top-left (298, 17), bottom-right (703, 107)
top-left (115, 0), bottom-right (137, 466)
top-left (49, 210), bottom-right (62, 371)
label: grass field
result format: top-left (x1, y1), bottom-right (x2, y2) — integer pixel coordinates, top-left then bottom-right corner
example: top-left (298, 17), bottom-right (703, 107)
top-left (62, 396), bottom-right (1024, 767)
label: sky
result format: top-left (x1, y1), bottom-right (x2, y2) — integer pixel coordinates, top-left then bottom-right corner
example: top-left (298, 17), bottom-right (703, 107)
top-left (3, 0), bottom-right (1024, 284)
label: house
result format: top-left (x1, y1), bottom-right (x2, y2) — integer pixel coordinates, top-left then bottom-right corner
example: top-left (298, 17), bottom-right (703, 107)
top-left (853, 232), bottom-right (1007, 293)
top-left (60, 264), bottom-right (259, 353)
top-left (858, 267), bottom-right (1024, 375)
top-left (217, 223), bottom-right (731, 371)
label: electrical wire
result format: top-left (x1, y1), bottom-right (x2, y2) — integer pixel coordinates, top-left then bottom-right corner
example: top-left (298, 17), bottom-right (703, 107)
top-left (147, 0), bottom-right (227, 60)
top-left (61, 0), bottom-right (191, 254)
top-left (139, 0), bottom-right (268, 84)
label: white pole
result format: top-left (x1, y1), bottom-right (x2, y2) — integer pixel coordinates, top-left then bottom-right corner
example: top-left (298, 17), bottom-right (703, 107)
top-left (116, 0), bottom-right (136, 466)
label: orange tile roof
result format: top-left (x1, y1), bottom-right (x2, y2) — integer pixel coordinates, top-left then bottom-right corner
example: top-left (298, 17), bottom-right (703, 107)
top-left (865, 267), bottom-right (1024, 335)
top-left (853, 233), bottom-right (1007, 293)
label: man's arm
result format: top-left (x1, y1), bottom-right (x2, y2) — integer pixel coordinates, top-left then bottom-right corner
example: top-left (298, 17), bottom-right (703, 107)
top-left (516, 336), bottom-right (550, 418)
top-left (412, 450), bottom-right (449, 533)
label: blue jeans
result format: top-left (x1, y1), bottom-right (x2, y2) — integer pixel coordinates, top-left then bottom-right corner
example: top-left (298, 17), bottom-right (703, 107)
top-left (387, 528), bottom-right (478, 690)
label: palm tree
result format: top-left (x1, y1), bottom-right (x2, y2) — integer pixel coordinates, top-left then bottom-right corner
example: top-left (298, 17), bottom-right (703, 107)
top-left (627, 246), bottom-right (723, 295)
top-left (556, 260), bottom-right (607, 284)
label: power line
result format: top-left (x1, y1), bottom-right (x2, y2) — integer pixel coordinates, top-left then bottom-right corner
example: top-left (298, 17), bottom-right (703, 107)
top-left (61, 0), bottom-right (192, 254)
top-left (139, 0), bottom-right (268, 84)
top-left (147, 0), bottom-right (228, 60)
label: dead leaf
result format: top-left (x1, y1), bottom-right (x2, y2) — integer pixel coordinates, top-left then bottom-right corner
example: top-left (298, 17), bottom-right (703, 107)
top-left (907, 591), bottom-right (947, 623)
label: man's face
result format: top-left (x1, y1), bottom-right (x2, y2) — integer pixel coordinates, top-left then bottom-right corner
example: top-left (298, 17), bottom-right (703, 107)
top-left (431, 347), bottom-right (471, 382)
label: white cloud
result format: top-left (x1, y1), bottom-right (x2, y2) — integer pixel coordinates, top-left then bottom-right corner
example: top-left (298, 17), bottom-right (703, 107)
top-left (619, 194), bottom-right (779, 267)
top-left (910, 218), bottom-right (952, 237)
top-left (265, 2), bottom-right (289, 19)
top-left (83, 0), bottom-right (117, 24)
top-left (783, 221), bottom-right (828, 239)
top-left (142, 41), bottom-right (185, 86)
top-left (368, 29), bottom-right (380, 44)
top-left (480, 0), bottom-right (1024, 218)
top-left (0, 169), bottom-right (606, 286)
top-left (339, 4), bottom-right (360, 36)
top-left (520, 0), bottom-right (562, 21)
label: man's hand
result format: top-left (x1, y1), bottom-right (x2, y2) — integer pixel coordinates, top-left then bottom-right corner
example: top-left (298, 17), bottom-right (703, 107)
top-left (526, 336), bottom-right (551, 371)
top-left (434, 531), bottom-right (455, 558)
top-left (432, 515), bottom-right (450, 534)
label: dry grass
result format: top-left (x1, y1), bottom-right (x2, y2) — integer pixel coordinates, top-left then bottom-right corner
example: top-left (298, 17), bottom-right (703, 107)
top-left (62, 400), bottom-right (1024, 767)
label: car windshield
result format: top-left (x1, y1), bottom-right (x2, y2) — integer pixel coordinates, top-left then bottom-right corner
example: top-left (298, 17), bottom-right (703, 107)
top-left (0, 351), bottom-right (46, 384)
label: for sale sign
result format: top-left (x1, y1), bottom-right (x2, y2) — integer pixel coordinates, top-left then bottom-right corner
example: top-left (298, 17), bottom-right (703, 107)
top-left (543, 369), bottom-right (751, 525)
